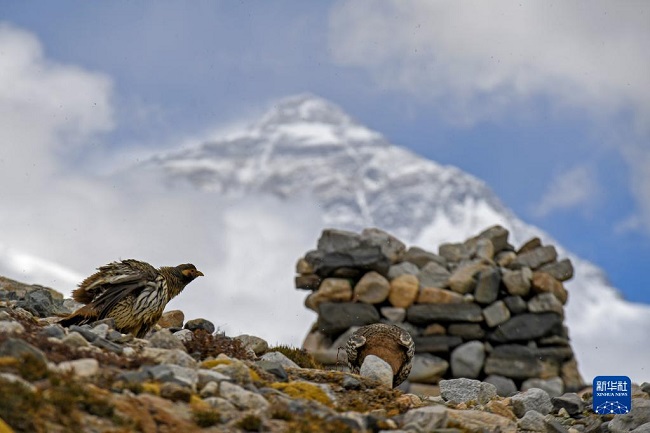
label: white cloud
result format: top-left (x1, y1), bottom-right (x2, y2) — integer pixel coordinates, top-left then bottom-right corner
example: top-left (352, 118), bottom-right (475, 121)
top-left (328, 1), bottom-right (650, 126)
top-left (0, 23), bottom-right (113, 187)
top-left (531, 165), bottom-right (599, 218)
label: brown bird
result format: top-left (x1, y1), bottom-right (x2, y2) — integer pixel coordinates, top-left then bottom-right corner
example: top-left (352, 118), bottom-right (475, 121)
top-left (346, 323), bottom-right (415, 387)
top-left (59, 259), bottom-right (203, 338)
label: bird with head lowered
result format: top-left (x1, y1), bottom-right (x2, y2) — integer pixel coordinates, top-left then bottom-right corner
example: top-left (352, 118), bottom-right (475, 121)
top-left (59, 259), bottom-right (203, 338)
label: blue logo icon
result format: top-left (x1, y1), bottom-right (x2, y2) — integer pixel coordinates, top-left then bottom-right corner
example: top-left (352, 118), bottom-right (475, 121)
top-left (593, 376), bottom-right (631, 414)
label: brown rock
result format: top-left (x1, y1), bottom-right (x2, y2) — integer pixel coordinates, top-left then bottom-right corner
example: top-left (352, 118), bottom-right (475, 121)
top-left (495, 251), bottom-right (517, 267)
top-left (158, 310), bottom-right (184, 329)
top-left (474, 238), bottom-right (495, 261)
top-left (517, 237), bottom-right (542, 254)
top-left (531, 272), bottom-right (568, 304)
top-left (478, 225), bottom-right (511, 252)
top-left (422, 323), bottom-right (447, 336)
top-left (112, 392), bottom-right (199, 433)
top-left (447, 409), bottom-right (517, 433)
top-left (296, 257), bottom-right (314, 274)
top-left (408, 383), bottom-right (440, 396)
top-left (448, 261), bottom-right (488, 294)
top-left (354, 271), bottom-right (390, 304)
top-left (388, 274), bottom-right (419, 308)
top-left (294, 274), bottom-right (321, 290)
top-left (305, 278), bottom-right (352, 311)
top-left (561, 358), bottom-right (585, 392)
top-left (485, 399), bottom-right (518, 421)
top-left (502, 268), bottom-right (532, 297)
top-left (417, 287), bottom-right (464, 304)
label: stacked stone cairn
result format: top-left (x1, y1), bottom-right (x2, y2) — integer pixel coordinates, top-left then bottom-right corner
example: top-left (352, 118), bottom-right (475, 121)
top-left (297, 226), bottom-right (584, 396)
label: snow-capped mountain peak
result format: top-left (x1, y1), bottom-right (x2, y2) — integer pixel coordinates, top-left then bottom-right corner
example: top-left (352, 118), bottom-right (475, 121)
top-left (138, 94), bottom-right (650, 382)
top-left (145, 94), bottom-right (506, 239)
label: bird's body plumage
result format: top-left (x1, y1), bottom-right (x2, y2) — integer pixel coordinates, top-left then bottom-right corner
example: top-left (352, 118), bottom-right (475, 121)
top-left (60, 259), bottom-right (203, 338)
top-left (346, 323), bottom-right (415, 387)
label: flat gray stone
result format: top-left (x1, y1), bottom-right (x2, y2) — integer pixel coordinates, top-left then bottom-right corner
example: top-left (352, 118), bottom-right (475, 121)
top-left (484, 345), bottom-right (545, 379)
top-left (489, 313), bottom-right (563, 342)
top-left (503, 296), bottom-right (528, 314)
top-left (317, 302), bottom-right (380, 336)
top-left (439, 378), bottom-right (497, 404)
top-left (450, 341), bottom-right (485, 379)
top-left (197, 369), bottom-right (231, 388)
top-left (401, 405), bottom-right (448, 432)
top-left (407, 303), bottom-right (483, 325)
top-left (413, 335), bottom-right (463, 353)
top-left (234, 334), bottom-right (269, 356)
top-left (517, 410), bottom-right (546, 432)
top-left (527, 293), bottom-right (564, 315)
top-left (551, 393), bottom-right (584, 416)
top-left (361, 228), bottom-right (406, 263)
top-left (260, 351), bottom-right (300, 369)
top-left (149, 329), bottom-right (187, 350)
top-left (404, 247), bottom-right (447, 268)
top-left (388, 262), bottom-right (420, 279)
top-left (447, 323), bottom-right (485, 339)
top-left (219, 381), bottom-right (269, 411)
top-left (484, 374), bottom-right (518, 397)
top-left (482, 300), bottom-right (511, 327)
top-left (474, 268), bottom-right (500, 304)
top-left (408, 354), bottom-right (449, 384)
top-left (608, 399), bottom-right (650, 433)
top-left (631, 423), bottom-right (650, 433)
top-left (146, 364), bottom-right (199, 388)
top-left (380, 306), bottom-right (406, 323)
top-left (255, 360), bottom-right (288, 382)
top-left (522, 377), bottom-right (564, 397)
top-left (513, 246), bottom-right (558, 270)
top-left (511, 388), bottom-right (553, 417)
top-left (418, 261), bottom-right (451, 288)
top-left (439, 242), bottom-right (471, 262)
top-left (539, 259), bottom-right (574, 282)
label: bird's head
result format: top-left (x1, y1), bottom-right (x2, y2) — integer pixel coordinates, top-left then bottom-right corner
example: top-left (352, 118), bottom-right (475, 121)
top-left (176, 263), bottom-right (204, 283)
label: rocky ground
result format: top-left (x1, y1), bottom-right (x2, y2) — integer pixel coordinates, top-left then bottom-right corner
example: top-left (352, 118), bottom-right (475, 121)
top-left (1, 276), bottom-right (649, 433)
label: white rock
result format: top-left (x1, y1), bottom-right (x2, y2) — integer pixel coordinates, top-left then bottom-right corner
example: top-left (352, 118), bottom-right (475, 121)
top-left (0, 321), bottom-right (25, 335)
top-left (260, 351), bottom-right (300, 369)
top-left (219, 381), bottom-right (269, 410)
top-left (57, 358), bottom-right (100, 377)
top-left (359, 354), bottom-right (393, 388)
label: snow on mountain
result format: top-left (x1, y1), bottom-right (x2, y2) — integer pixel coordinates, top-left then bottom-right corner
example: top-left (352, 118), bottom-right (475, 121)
top-left (142, 94), bottom-right (650, 383)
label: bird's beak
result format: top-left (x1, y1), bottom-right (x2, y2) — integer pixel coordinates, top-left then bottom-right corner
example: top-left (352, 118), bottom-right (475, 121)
top-left (196, 270), bottom-right (204, 277)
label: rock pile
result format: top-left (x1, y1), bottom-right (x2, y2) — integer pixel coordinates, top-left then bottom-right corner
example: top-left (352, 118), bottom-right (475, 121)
top-left (1, 264), bottom-right (650, 432)
top-left (297, 226), bottom-right (584, 396)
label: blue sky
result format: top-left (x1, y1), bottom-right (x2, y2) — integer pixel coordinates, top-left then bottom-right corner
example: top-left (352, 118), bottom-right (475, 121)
top-left (2, 1), bottom-right (649, 304)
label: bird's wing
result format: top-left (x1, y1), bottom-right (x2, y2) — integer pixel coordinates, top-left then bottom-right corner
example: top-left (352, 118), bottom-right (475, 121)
top-left (397, 329), bottom-right (415, 359)
top-left (345, 333), bottom-right (367, 367)
top-left (72, 259), bottom-right (159, 304)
